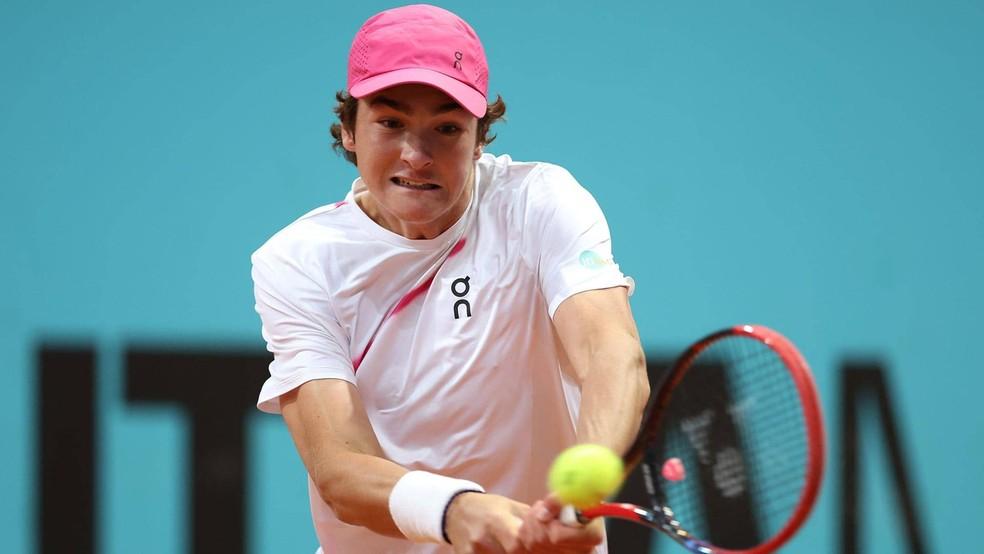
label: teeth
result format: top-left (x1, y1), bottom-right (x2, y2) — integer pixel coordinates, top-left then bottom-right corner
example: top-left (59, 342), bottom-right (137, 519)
top-left (396, 177), bottom-right (434, 188)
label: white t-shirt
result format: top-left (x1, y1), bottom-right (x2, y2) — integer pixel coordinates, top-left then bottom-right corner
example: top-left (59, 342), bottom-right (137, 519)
top-left (252, 153), bottom-right (632, 553)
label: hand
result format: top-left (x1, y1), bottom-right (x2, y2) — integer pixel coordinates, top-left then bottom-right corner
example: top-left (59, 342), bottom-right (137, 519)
top-left (518, 495), bottom-right (604, 554)
top-left (444, 492), bottom-right (531, 553)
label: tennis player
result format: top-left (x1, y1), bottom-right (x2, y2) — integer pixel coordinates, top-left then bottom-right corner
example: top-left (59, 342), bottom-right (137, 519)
top-left (251, 4), bottom-right (649, 553)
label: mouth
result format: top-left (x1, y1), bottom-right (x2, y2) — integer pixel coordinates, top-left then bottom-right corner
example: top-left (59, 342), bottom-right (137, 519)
top-left (391, 176), bottom-right (440, 191)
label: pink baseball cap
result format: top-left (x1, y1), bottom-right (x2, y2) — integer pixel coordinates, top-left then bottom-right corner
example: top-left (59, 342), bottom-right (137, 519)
top-left (347, 4), bottom-right (489, 117)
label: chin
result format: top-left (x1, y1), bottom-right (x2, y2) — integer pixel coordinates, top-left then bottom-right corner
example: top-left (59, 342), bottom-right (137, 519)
top-left (390, 200), bottom-right (444, 221)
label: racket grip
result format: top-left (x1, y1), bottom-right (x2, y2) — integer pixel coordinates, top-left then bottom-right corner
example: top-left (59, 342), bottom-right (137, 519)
top-left (559, 505), bottom-right (583, 527)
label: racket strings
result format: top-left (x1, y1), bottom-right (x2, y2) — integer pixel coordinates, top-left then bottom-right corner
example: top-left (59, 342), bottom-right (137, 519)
top-left (651, 335), bottom-right (809, 548)
top-left (713, 337), bottom-right (808, 531)
top-left (726, 337), bottom-right (808, 523)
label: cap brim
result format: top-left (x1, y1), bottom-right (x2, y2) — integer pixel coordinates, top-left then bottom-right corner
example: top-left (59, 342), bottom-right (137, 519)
top-left (350, 68), bottom-right (487, 118)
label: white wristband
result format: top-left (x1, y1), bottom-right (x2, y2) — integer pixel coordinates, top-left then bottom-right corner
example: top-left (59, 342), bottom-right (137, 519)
top-left (388, 470), bottom-right (485, 544)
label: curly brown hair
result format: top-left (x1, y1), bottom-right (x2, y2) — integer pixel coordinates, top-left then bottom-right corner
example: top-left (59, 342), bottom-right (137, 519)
top-left (329, 91), bottom-right (507, 166)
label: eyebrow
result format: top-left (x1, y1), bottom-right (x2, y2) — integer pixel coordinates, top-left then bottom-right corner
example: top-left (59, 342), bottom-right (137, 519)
top-left (368, 95), bottom-right (464, 115)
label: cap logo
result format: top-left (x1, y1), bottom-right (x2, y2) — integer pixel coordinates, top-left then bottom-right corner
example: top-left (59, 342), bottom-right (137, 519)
top-left (453, 51), bottom-right (463, 71)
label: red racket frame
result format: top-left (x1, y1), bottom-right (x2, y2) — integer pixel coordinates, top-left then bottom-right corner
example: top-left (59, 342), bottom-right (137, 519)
top-left (582, 325), bottom-right (826, 554)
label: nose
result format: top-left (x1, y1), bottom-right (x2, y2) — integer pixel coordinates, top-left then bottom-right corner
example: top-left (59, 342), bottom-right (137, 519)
top-left (400, 133), bottom-right (433, 170)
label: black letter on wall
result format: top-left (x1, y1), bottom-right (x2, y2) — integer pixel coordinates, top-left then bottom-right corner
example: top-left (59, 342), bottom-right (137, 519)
top-left (126, 349), bottom-right (270, 554)
top-left (39, 346), bottom-right (97, 554)
top-left (840, 362), bottom-right (927, 554)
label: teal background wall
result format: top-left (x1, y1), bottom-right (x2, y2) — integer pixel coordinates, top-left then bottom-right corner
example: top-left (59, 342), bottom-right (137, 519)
top-left (2, 0), bottom-right (982, 552)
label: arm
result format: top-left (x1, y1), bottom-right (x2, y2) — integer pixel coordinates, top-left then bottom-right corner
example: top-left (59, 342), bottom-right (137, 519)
top-left (552, 286), bottom-right (650, 455)
top-left (513, 286), bottom-right (648, 548)
top-left (515, 286), bottom-right (646, 550)
top-left (280, 378), bottom-right (534, 551)
top-left (279, 378), bottom-right (407, 537)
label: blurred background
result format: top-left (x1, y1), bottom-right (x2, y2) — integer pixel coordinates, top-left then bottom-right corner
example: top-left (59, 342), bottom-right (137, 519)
top-left (2, 0), bottom-right (981, 552)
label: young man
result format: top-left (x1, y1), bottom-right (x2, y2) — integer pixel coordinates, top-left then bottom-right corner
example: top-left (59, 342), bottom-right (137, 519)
top-left (251, 5), bottom-right (649, 553)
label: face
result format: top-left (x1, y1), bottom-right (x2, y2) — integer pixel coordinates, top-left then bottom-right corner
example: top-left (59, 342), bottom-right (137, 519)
top-left (342, 84), bottom-right (483, 240)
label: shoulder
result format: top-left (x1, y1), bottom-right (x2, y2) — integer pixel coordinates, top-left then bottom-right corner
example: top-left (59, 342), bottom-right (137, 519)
top-left (251, 200), bottom-right (354, 278)
top-left (477, 153), bottom-right (586, 207)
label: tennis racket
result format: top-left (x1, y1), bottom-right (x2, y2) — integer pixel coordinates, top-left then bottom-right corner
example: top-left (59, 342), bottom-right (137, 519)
top-left (563, 324), bottom-right (825, 553)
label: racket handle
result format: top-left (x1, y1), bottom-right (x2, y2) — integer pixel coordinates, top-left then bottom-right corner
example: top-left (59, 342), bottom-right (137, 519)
top-left (559, 505), bottom-right (583, 526)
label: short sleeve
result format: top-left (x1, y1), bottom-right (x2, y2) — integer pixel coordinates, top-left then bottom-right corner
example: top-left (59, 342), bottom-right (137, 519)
top-left (520, 164), bottom-right (634, 317)
top-left (251, 247), bottom-right (355, 414)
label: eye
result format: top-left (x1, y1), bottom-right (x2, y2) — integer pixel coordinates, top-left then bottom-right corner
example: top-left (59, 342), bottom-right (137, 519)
top-left (437, 123), bottom-right (461, 135)
top-left (379, 118), bottom-right (403, 129)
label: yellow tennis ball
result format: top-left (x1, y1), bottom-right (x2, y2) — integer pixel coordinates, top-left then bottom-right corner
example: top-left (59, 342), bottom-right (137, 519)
top-left (548, 444), bottom-right (624, 509)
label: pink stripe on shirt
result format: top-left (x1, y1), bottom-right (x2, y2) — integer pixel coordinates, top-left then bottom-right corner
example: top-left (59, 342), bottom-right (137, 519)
top-left (352, 238), bottom-right (467, 371)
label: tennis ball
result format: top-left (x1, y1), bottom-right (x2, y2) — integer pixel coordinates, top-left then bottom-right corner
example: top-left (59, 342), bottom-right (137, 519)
top-left (548, 444), bottom-right (624, 509)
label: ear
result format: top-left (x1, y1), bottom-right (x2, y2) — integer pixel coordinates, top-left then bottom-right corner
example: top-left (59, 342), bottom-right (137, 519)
top-left (473, 143), bottom-right (483, 160)
top-left (342, 125), bottom-right (356, 152)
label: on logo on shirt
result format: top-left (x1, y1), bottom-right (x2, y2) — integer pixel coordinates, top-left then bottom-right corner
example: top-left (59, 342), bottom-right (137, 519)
top-left (451, 276), bottom-right (472, 319)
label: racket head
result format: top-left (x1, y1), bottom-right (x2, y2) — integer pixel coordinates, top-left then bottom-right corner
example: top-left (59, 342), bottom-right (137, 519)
top-left (624, 325), bottom-right (825, 553)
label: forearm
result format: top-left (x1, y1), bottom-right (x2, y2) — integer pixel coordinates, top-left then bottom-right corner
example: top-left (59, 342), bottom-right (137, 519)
top-left (281, 380), bottom-right (407, 538)
top-left (307, 449), bottom-right (408, 537)
top-left (574, 337), bottom-right (649, 455)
